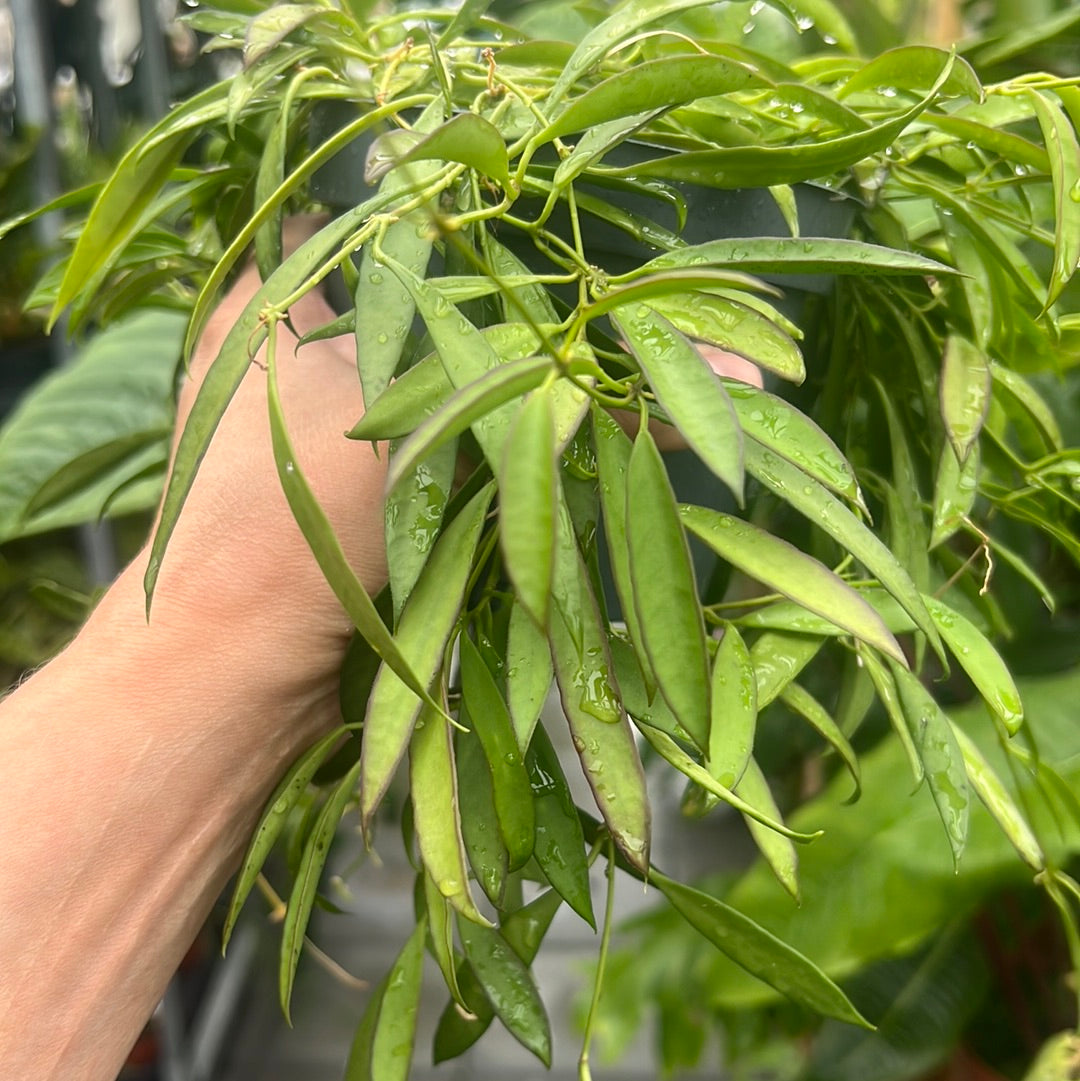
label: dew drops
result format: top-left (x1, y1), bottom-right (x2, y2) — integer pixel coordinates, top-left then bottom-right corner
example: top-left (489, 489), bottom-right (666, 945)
top-left (369, 272), bottom-right (384, 285)
top-left (376, 332), bottom-right (389, 344)
top-left (749, 0), bottom-right (765, 12)
top-left (742, 19), bottom-right (756, 33)
top-left (822, 32), bottom-right (837, 44)
top-left (877, 85), bottom-right (898, 98)
top-left (284, 460), bottom-right (295, 474)
top-left (795, 13), bottom-right (815, 30)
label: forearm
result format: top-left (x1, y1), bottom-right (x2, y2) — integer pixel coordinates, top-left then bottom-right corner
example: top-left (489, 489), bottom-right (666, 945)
top-left (0, 562), bottom-right (336, 1081)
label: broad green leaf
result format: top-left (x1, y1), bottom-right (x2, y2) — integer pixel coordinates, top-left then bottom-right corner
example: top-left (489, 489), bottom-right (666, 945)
top-left (837, 46), bottom-right (981, 103)
top-left (356, 102), bottom-right (444, 406)
top-left (528, 723), bottom-right (595, 927)
top-left (537, 55), bottom-right (766, 143)
top-left (0, 309), bottom-right (182, 542)
top-left (647, 292), bottom-right (805, 384)
top-left (735, 758), bottom-right (800, 900)
top-left (411, 703), bottom-right (490, 926)
top-left (614, 305), bottom-right (743, 501)
top-left (768, 0), bottom-right (856, 51)
top-left (385, 440), bottom-right (455, 621)
top-left (552, 110), bottom-right (666, 191)
top-left (506, 602), bottom-right (553, 751)
top-left (930, 442), bottom-right (978, 549)
top-left (891, 663), bottom-right (970, 866)
top-left (400, 113), bottom-right (511, 187)
top-left (499, 390), bottom-right (557, 627)
top-left (243, 2), bottom-right (324, 67)
top-left (1027, 89), bottom-right (1080, 308)
top-left (743, 442), bottom-right (945, 664)
top-left (279, 758), bottom-right (362, 1020)
top-left (989, 362), bottom-right (1062, 452)
top-left (360, 484), bottom-right (493, 826)
top-left (223, 726), bottom-right (350, 949)
top-left (940, 335), bottom-right (990, 465)
top-left (385, 355), bottom-right (552, 491)
top-left (627, 428), bottom-right (711, 750)
top-left (750, 631), bottom-right (824, 709)
top-left (550, 497), bottom-right (651, 872)
top-left (458, 917), bottom-right (552, 1066)
top-left (708, 625), bottom-right (757, 790)
top-left (950, 725), bottom-right (1042, 871)
top-left (637, 724), bottom-right (819, 842)
top-left (433, 890), bottom-right (562, 1062)
top-left (652, 871), bottom-right (870, 1028)
top-left (781, 683), bottom-right (860, 801)
top-left (681, 505), bottom-right (904, 664)
top-left (266, 325), bottom-right (445, 715)
top-left (460, 635), bottom-right (535, 869)
top-left (344, 916), bottom-right (426, 1081)
top-left (634, 237), bottom-right (957, 279)
top-left (725, 381), bottom-right (863, 508)
top-left (923, 595), bottom-right (1023, 735)
top-left (457, 725), bottom-right (509, 908)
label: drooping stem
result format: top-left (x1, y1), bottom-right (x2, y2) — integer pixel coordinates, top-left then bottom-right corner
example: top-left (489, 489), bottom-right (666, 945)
top-left (578, 836), bottom-right (617, 1081)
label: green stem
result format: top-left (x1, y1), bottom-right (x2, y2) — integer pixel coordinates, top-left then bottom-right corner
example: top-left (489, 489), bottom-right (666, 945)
top-left (578, 837), bottom-right (617, 1081)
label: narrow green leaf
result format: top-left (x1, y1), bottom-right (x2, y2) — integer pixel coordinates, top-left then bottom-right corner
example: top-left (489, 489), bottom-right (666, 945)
top-left (550, 497), bottom-right (651, 872)
top-left (438, 0), bottom-right (493, 43)
top-left (950, 724), bottom-right (1043, 871)
top-left (360, 484), bottom-right (493, 826)
top-left (891, 663), bottom-right (970, 866)
top-left (279, 758), bottom-right (362, 1021)
top-left (347, 353), bottom-right (450, 441)
top-left (411, 703), bottom-right (491, 926)
top-left (633, 237), bottom-right (958, 279)
top-left (458, 917), bottom-right (552, 1066)
top-left (614, 305), bottom-right (743, 501)
top-left (923, 595), bottom-right (1023, 735)
top-left (1027, 89), bottom-right (1080, 308)
top-left (930, 442), bottom-right (979, 549)
top-left (750, 630), bottom-right (824, 709)
top-left (858, 646), bottom-right (924, 786)
top-left (626, 427), bottom-right (711, 749)
top-left (528, 723), bottom-right (595, 928)
top-left (506, 601), bottom-right (553, 752)
top-left (608, 633), bottom-right (682, 741)
top-left (539, 54), bottom-right (766, 143)
top-left (457, 724), bottom-right (509, 908)
top-left (423, 869), bottom-right (470, 1008)
top-left (743, 442), bottom-right (945, 665)
top-left (652, 871), bottom-right (872, 1028)
top-left (344, 916), bottom-right (426, 1081)
top-left (681, 505), bottom-right (904, 664)
top-left (940, 335), bottom-right (990, 465)
top-left (223, 726), bottom-right (349, 949)
top-left (647, 292), bottom-right (805, 384)
top-left (837, 46), bottom-right (981, 102)
top-left (400, 113), bottom-right (510, 187)
top-left (708, 625), bottom-right (757, 791)
top-left (500, 390), bottom-right (557, 627)
top-left (989, 361), bottom-right (1062, 452)
top-left (243, 2), bottom-right (323, 66)
top-left (781, 683), bottom-right (861, 801)
top-left (385, 356), bottom-right (552, 492)
top-left (735, 758), bottom-right (800, 900)
top-left (460, 635), bottom-right (536, 870)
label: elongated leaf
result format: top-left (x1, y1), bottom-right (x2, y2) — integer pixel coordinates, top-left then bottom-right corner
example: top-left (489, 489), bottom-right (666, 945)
top-left (457, 722), bottom-right (509, 908)
top-left (400, 113), bottom-right (510, 187)
top-left (1027, 89), bottom-right (1080, 308)
top-left (989, 362), bottom-right (1062, 452)
top-left (859, 646), bottom-right (924, 786)
top-left (411, 703), bottom-right (490, 925)
top-left (923, 596), bottom-right (1023, 735)
top-left (550, 497), bottom-right (651, 872)
top-left (266, 325), bottom-right (443, 715)
top-left (360, 484), bottom-right (493, 826)
top-left (243, 2), bottom-right (323, 66)
top-left (458, 917), bottom-right (552, 1065)
top-left (681, 505), bottom-right (903, 663)
top-left (539, 54), bottom-right (766, 143)
top-left (344, 916), bottom-right (426, 1081)
top-left (280, 758), bottom-right (362, 1020)
top-left (627, 428), bottom-right (711, 750)
top-left (500, 390), bottom-right (557, 627)
top-left (460, 635), bottom-right (535, 869)
top-left (634, 237), bottom-right (957, 279)
top-left (930, 442), bottom-right (978, 549)
top-left (385, 356), bottom-right (552, 491)
top-left (735, 758), bottom-right (800, 900)
top-left (940, 335), bottom-right (990, 465)
top-left (553, 109), bottom-right (666, 191)
top-left (744, 442), bottom-right (945, 664)
top-left (528, 723), bottom-right (595, 927)
top-left (837, 46), bottom-right (981, 102)
top-left (751, 631), bottom-right (824, 709)
top-left (781, 683), bottom-right (860, 801)
top-left (709, 625), bottom-right (757, 790)
top-left (506, 601), bottom-right (553, 751)
top-left (653, 871), bottom-right (871, 1028)
top-left (423, 869), bottom-right (469, 1008)
top-left (891, 663), bottom-right (970, 866)
top-left (614, 305), bottom-right (743, 501)
top-left (223, 726), bottom-right (350, 948)
top-left (649, 292), bottom-right (805, 384)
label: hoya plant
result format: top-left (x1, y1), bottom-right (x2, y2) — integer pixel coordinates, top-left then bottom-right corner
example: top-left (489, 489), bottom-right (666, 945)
top-left (6, 0), bottom-right (1080, 1076)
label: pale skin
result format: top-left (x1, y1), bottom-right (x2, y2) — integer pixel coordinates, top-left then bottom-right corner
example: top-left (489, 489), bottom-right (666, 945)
top-left (0, 223), bottom-right (759, 1079)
